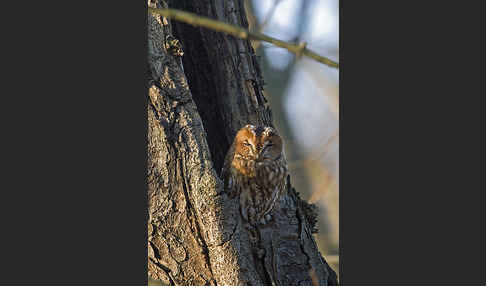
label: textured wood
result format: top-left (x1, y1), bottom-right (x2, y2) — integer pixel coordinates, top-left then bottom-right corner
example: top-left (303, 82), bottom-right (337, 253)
top-left (148, 0), bottom-right (339, 285)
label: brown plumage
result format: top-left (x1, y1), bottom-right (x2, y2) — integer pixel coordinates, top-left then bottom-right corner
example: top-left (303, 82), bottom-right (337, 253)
top-left (221, 124), bottom-right (288, 225)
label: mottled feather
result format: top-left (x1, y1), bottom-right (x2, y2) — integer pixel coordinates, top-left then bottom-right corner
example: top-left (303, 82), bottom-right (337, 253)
top-left (221, 124), bottom-right (288, 225)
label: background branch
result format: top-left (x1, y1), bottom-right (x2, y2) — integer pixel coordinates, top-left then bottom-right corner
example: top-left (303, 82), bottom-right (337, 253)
top-left (148, 7), bottom-right (339, 68)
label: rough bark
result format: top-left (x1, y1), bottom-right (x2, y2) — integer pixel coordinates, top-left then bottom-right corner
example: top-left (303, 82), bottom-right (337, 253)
top-left (147, 0), bottom-right (339, 285)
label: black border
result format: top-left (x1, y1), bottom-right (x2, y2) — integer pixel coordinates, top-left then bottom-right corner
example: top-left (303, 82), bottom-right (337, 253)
top-left (3, 1), bottom-right (148, 284)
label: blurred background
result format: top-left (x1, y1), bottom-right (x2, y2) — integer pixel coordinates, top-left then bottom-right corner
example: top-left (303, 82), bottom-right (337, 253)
top-left (245, 0), bottom-right (339, 276)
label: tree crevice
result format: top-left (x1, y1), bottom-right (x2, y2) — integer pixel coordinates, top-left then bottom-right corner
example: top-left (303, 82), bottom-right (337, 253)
top-left (179, 155), bottom-right (216, 280)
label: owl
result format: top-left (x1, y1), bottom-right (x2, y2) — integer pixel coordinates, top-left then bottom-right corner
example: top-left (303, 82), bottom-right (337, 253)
top-left (221, 124), bottom-right (288, 225)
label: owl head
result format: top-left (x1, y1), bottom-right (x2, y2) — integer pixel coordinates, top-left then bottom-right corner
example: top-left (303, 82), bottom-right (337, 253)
top-left (234, 124), bottom-right (283, 161)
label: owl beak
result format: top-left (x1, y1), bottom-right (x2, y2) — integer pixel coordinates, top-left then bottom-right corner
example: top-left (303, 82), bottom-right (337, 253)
top-left (257, 146), bottom-right (269, 161)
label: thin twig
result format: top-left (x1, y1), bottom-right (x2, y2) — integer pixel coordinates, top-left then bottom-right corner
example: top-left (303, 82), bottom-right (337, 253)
top-left (148, 7), bottom-right (339, 69)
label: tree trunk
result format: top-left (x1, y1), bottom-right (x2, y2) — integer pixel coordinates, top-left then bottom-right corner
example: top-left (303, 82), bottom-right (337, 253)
top-left (147, 1), bottom-right (339, 285)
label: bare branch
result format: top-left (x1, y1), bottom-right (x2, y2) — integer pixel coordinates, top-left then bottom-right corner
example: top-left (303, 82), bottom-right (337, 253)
top-left (148, 7), bottom-right (339, 69)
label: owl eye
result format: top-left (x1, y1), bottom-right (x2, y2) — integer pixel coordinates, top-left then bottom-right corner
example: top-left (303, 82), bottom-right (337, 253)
top-left (243, 141), bottom-right (251, 147)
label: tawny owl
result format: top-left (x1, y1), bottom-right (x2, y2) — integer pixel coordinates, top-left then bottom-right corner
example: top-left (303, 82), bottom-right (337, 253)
top-left (221, 124), bottom-right (288, 225)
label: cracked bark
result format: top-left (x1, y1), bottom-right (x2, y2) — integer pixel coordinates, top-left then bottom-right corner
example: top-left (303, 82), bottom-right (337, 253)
top-left (147, 0), bottom-right (339, 285)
